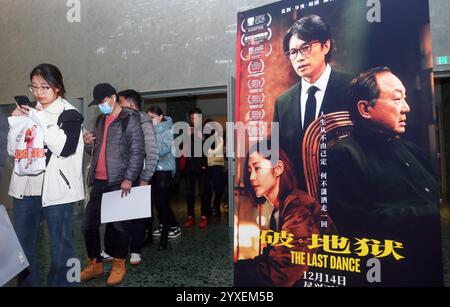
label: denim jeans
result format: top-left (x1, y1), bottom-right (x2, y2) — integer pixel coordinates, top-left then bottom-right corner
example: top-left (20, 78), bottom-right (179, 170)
top-left (12, 196), bottom-right (78, 287)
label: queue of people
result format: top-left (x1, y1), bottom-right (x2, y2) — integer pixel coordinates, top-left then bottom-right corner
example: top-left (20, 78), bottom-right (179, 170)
top-left (6, 63), bottom-right (228, 287)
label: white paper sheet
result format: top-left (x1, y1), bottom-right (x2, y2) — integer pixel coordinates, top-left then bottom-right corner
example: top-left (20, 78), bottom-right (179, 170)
top-left (100, 185), bottom-right (151, 223)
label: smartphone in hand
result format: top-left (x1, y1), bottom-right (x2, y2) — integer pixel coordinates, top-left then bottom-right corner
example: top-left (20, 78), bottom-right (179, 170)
top-left (14, 96), bottom-right (37, 108)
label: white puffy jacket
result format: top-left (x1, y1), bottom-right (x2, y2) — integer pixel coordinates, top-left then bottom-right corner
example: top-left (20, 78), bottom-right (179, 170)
top-left (7, 98), bottom-right (85, 207)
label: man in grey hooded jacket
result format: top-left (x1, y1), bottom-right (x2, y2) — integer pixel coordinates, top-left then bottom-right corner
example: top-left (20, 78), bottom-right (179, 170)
top-left (117, 89), bottom-right (158, 264)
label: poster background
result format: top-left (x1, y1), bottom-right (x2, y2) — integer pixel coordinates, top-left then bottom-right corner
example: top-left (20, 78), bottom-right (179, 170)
top-left (234, 0), bottom-right (440, 287)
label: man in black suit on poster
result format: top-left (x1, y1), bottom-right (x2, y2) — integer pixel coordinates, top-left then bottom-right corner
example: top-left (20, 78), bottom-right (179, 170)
top-left (273, 15), bottom-right (351, 189)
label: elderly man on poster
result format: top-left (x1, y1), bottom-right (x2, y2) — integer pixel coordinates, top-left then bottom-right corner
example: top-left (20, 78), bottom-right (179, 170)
top-left (327, 67), bottom-right (443, 287)
top-left (273, 14), bottom-right (351, 190)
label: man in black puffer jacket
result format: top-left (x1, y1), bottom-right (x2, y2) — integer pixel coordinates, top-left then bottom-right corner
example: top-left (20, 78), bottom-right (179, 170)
top-left (81, 83), bottom-right (144, 286)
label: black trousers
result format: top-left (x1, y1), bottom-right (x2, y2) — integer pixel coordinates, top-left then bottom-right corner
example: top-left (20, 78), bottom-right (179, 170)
top-left (207, 165), bottom-right (225, 213)
top-left (125, 182), bottom-right (147, 254)
top-left (105, 181), bottom-right (147, 255)
top-left (83, 180), bottom-right (130, 260)
top-left (152, 171), bottom-right (178, 228)
top-left (185, 170), bottom-right (209, 217)
top-left (124, 171), bottom-right (178, 253)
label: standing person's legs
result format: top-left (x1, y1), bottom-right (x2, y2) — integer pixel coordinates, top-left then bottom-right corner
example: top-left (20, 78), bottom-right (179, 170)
top-left (184, 171), bottom-right (196, 227)
top-left (44, 202), bottom-right (78, 287)
top-left (106, 219), bottom-right (130, 286)
top-left (83, 180), bottom-right (107, 261)
top-left (104, 223), bottom-right (114, 258)
top-left (103, 184), bottom-right (130, 260)
top-left (81, 180), bottom-right (108, 282)
top-left (109, 220), bottom-right (131, 259)
top-left (12, 196), bottom-right (42, 287)
top-left (129, 218), bottom-right (147, 255)
top-left (206, 167), bottom-right (214, 214)
top-left (222, 168), bottom-right (229, 208)
top-left (161, 188), bottom-right (178, 229)
top-left (128, 181), bottom-right (146, 261)
top-left (157, 174), bottom-right (180, 246)
top-left (198, 170), bottom-right (210, 217)
top-left (157, 192), bottom-right (169, 250)
top-left (149, 181), bottom-right (161, 238)
top-left (185, 171), bottom-right (196, 217)
top-left (100, 184), bottom-right (130, 285)
top-left (164, 187), bottom-right (178, 228)
top-left (151, 174), bottom-right (163, 227)
top-left (211, 166), bottom-right (225, 217)
top-left (198, 171), bottom-right (210, 228)
top-left (143, 216), bottom-right (153, 245)
top-left (156, 171), bottom-right (177, 228)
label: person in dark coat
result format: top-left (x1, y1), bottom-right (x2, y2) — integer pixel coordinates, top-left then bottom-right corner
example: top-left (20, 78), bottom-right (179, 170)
top-left (328, 67), bottom-right (443, 287)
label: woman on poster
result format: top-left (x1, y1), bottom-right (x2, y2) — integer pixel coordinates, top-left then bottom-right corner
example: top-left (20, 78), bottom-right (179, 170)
top-left (235, 139), bottom-right (331, 287)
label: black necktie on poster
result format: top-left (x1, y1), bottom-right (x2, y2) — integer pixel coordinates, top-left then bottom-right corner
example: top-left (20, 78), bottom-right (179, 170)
top-left (303, 85), bottom-right (319, 131)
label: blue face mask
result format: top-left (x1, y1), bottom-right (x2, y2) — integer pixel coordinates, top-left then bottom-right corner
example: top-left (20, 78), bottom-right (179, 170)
top-left (98, 101), bottom-right (113, 114)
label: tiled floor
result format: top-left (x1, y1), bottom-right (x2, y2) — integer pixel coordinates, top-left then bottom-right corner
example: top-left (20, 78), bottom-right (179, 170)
top-left (7, 194), bottom-right (233, 287)
top-left (5, 196), bottom-right (450, 287)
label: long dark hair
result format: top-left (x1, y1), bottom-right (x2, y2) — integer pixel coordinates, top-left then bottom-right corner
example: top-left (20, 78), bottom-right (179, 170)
top-left (30, 63), bottom-right (66, 98)
top-left (147, 105), bottom-right (164, 116)
top-left (243, 139), bottom-right (298, 206)
top-left (147, 105), bottom-right (166, 122)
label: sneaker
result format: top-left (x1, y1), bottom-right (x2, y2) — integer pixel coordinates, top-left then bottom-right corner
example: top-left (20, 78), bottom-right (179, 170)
top-left (101, 250), bottom-right (113, 262)
top-left (129, 253), bottom-right (141, 265)
top-left (152, 224), bottom-right (163, 237)
top-left (198, 217), bottom-right (208, 229)
top-left (183, 217), bottom-right (195, 228)
top-left (168, 226), bottom-right (182, 240)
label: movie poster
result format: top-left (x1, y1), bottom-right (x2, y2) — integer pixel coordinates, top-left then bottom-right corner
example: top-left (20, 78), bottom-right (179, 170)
top-left (233, 0), bottom-right (443, 287)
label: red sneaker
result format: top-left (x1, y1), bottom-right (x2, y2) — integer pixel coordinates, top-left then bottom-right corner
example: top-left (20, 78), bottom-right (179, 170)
top-left (198, 217), bottom-right (208, 229)
top-left (183, 217), bottom-right (195, 228)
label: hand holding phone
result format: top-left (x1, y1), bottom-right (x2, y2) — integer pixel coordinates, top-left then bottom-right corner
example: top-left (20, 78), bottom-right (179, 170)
top-left (83, 129), bottom-right (96, 145)
top-left (14, 96), bottom-right (37, 108)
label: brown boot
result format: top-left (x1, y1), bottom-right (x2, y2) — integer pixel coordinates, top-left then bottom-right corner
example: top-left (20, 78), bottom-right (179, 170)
top-left (106, 258), bottom-right (126, 286)
top-left (80, 258), bottom-right (104, 282)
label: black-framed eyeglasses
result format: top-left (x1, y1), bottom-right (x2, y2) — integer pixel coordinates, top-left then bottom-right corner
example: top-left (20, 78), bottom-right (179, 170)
top-left (285, 40), bottom-right (321, 59)
top-left (28, 84), bottom-right (52, 93)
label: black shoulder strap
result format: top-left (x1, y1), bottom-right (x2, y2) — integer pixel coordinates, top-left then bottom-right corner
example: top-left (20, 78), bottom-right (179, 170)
top-left (94, 112), bottom-right (130, 133)
top-left (95, 114), bottom-right (103, 129)
top-left (122, 113), bottom-right (130, 134)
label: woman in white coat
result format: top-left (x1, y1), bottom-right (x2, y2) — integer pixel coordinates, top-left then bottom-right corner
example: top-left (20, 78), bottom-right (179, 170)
top-left (8, 63), bottom-right (84, 287)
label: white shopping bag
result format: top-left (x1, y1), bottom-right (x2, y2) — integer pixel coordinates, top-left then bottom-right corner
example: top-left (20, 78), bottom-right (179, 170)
top-left (8, 116), bottom-right (46, 175)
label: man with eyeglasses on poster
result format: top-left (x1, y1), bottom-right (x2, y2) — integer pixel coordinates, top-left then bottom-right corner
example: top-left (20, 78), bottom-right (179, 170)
top-left (273, 15), bottom-right (352, 190)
